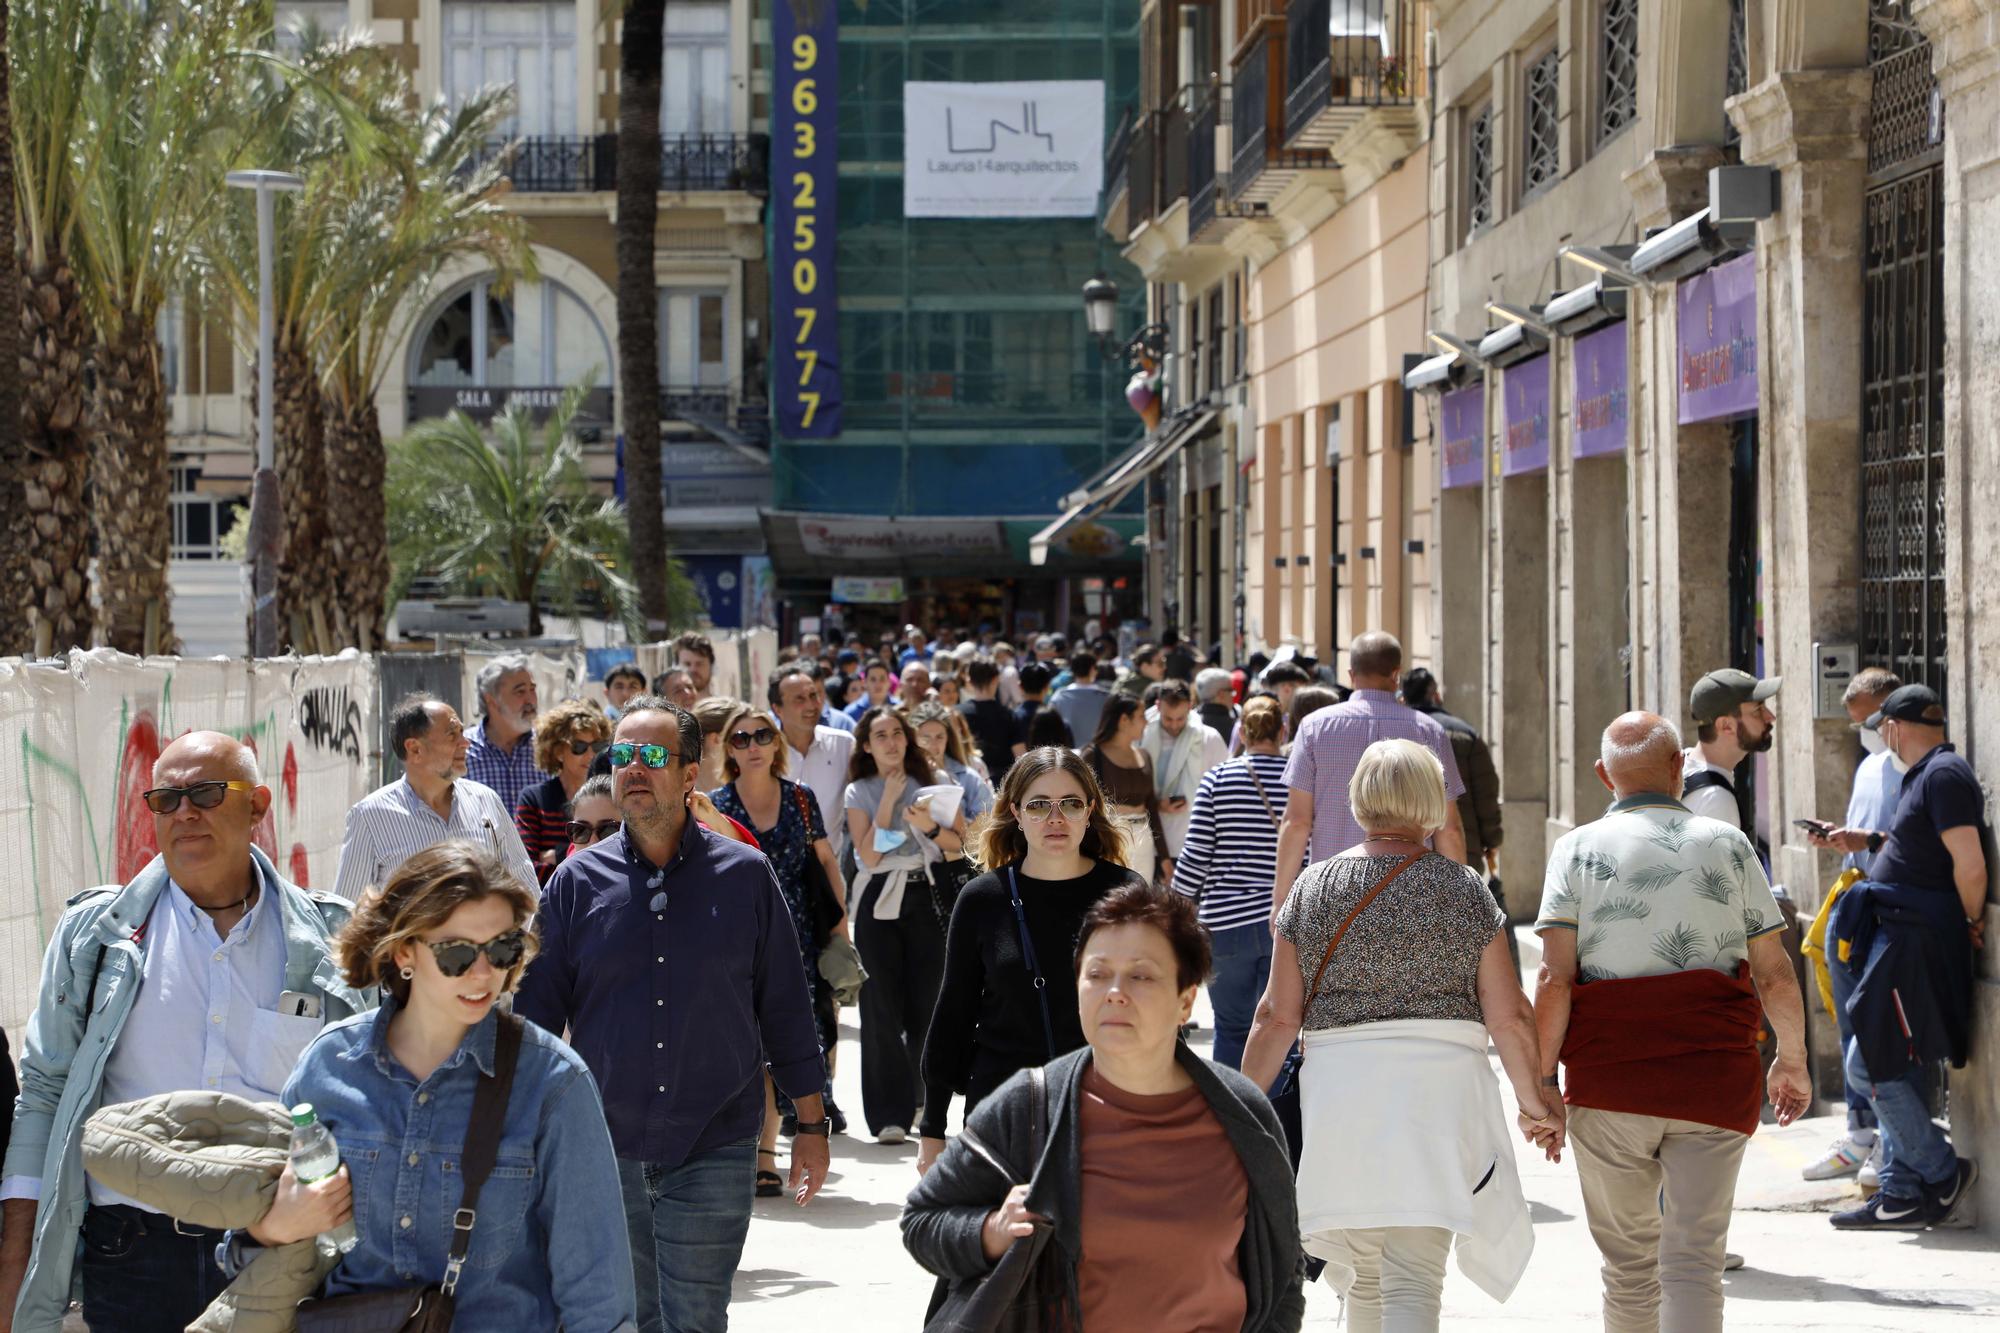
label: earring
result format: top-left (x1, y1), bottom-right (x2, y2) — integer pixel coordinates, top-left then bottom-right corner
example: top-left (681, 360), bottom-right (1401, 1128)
top-left (399, 965), bottom-right (414, 980)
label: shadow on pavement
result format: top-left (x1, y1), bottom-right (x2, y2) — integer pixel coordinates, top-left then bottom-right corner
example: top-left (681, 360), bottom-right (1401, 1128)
top-left (1723, 1268), bottom-right (1993, 1312)
top-left (733, 1267), bottom-right (838, 1301)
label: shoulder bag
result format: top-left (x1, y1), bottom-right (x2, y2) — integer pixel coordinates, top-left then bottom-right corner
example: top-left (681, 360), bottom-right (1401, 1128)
top-left (293, 1010), bottom-right (525, 1333)
top-left (789, 782), bottom-right (848, 948)
top-left (1006, 866), bottom-right (1057, 1061)
top-left (922, 1065), bottom-right (1052, 1333)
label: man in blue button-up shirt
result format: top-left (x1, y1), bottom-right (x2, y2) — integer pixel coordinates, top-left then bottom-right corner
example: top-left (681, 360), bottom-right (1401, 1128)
top-left (516, 697), bottom-right (829, 1333)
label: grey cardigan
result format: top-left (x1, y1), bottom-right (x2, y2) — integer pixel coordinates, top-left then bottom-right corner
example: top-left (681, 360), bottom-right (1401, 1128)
top-left (902, 1043), bottom-right (1306, 1332)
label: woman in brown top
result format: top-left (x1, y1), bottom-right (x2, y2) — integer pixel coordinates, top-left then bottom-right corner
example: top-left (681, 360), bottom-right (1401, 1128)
top-left (904, 884), bottom-right (1305, 1331)
top-left (1082, 694), bottom-right (1172, 887)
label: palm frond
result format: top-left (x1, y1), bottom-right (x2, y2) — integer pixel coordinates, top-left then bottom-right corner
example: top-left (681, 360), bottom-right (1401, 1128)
top-left (1573, 851), bottom-right (1620, 882)
top-left (1644, 817), bottom-right (1692, 854)
top-left (1650, 924), bottom-right (1706, 971)
top-left (1690, 866), bottom-right (1735, 906)
top-left (1624, 863), bottom-right (1686, 895)
top-left (1590, 896), bottom-right (1651, 924)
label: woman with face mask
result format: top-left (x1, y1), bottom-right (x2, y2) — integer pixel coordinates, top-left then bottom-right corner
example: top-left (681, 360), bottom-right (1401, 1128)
top-left (845, 707), bottom-right (969, 1145)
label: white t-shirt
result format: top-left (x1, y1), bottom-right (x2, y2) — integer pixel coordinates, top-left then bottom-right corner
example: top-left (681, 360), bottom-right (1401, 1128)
top-left (1680, 748), bottom-right (1744, 830)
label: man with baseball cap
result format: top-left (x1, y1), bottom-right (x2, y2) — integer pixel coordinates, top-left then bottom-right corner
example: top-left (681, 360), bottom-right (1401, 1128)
top-left (1820, 682), bottom-right (1984, 1230)
top-left (1681, 668), bottom-right (1780, 831)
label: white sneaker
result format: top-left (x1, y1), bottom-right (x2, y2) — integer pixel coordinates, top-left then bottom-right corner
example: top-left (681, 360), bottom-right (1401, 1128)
top-left (1857, 1139), bottom-right (1883, 1190)
top-left (1802, 1133), bottom-right (1871, 1182)
top-left (876, 1125), bottom-right (908, 1145)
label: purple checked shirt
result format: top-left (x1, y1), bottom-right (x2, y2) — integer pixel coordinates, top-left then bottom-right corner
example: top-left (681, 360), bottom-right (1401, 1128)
top-left (1281, 689), bottom-right (1467, 860)
top-left (514, 822), bottom-right (824, 1167)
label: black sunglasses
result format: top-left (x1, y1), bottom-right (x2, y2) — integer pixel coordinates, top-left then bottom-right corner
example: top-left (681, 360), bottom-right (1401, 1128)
top-left (727, 727), bottom-right (777, 751)
top-left (568, 738), bottom-right (611, 757)
top-left (142, 781), bottom-right (255, 815)
top-left (566, 819), bottom-right (622, 843)
top-left (424, 929), bottom-right (529, 978)
top-left (608, 742), bottom-right (679, 769)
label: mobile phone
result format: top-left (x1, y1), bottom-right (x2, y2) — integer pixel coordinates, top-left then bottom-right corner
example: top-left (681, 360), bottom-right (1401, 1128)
top-left (278, 990), bottom-right (323, 1019)
top-left (1793, 818), bottom-right (1834, 837)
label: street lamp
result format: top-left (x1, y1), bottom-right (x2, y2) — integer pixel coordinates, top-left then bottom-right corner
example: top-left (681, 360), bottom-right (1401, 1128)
top-left (1082, 275), bottom-right (1120, 343)
top-left (226, 168), bottom-right (305, 658)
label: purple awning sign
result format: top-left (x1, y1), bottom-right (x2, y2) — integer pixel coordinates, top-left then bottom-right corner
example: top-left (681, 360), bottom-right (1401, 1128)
top-left (1440, 384), bottom-right (1485, 489)
top-left (1571, 321), bottom-right (1629, 458)
top-left (1677, 251), bottom-right (1758, 424)
top-left (1501, 353), bottom-right (1550, 477)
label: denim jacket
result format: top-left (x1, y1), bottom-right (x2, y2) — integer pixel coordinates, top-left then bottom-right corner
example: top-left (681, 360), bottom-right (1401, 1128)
top-left (3, 848), bottom-right (370, 1333)
top-left (273, 1002), bottom-right (637, 1332)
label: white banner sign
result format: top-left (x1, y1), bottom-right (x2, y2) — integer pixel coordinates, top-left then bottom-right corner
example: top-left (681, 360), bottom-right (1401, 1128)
top-left (903, 81), bottom-right (1106, 218)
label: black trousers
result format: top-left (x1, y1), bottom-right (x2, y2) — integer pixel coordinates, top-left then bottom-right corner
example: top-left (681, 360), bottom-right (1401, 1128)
top-left (79, 1203), bottom-right (230, 1333)
top-left (854, 875), bottom-right (946, 1135)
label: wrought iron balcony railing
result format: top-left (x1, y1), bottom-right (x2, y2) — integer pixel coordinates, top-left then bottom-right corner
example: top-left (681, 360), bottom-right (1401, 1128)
top-left (466, 132), bottom-right (771, 195)
top-left (1283, 0), bottom-right (1424, 149)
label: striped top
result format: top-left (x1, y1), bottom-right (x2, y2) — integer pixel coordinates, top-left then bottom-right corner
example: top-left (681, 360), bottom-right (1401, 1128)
top-left (465, 719), bottom-right (543, 808)
top-left (1171, 754), bottom-right (1294, 932)
top-left (333, 776), bottom-right (540, 902)
top-left (514, 775), bottom-right (574, 884)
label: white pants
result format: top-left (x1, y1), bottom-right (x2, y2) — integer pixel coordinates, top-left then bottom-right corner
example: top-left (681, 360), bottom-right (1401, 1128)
top-left (1335, 1225), bottom-right (1453, 1332)
top-left (1111, 811), bottom-right (1155, 884)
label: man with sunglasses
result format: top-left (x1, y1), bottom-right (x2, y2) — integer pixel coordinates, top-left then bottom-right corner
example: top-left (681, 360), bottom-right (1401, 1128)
top-left (1, 732), bottom-right (373, 1333)
top-left (334, 693), bottom-right (538, 902)
top-left (516, 696), bottom-right (830, 1333)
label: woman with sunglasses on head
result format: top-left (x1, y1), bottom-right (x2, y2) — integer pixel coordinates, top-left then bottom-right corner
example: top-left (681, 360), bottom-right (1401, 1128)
top-left (709, 705), bottom-right (851, 1187)
top-left (1083, 694), bottom-right (1173, 888)
top-left (517, 700), bottom-right (613, 883)
top-left (908, 700), bottom-right (995, 822)
top-left (564, 774), bottom-right (621, 856)
top-left (846, 706), bottom-right (970, 1145)
top-left (915, 747), bottom-right (1144, 1176)
top-left (251, 841), bottom-right (636, 1329)
top-left (685, 697), bottom-right (759, 846)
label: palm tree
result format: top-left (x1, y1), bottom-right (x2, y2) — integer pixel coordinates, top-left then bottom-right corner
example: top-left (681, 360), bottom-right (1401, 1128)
top-left (616, 0), bottom-right (668, 631)
top-left (8, 0), bottom-right (109, 653)
top-left (318, 84), bottom-right (533, 652)
top-left (74, 0), bottom-right (266, 654)
top-left (0, 0), bottom-right (24, 655)
top-left (385, 379), bottom-right (653, 639)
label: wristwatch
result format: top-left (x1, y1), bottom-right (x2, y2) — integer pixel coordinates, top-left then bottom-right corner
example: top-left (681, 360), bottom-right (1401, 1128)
top-left (1867, 831), bottom-right (1886, 854)
top-left (793, 1118), bottom-right (832, 1138)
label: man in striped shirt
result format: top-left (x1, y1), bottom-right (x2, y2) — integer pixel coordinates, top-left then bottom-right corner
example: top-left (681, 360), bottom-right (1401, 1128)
top-left (1274, 631), bottom-right (1467, 906)
top-left (333, 693), bottom-right (538, 901)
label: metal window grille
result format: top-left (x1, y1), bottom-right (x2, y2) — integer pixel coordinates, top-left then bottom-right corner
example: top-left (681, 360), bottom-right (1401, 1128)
top-left (1599, 0), bottom-right (1638, 142)
top-left (1868, 0), bottom-right (1944, 175)
top-left (1466, 103), bottom-right (1494, 237)
top-left (1724, 0), bottom-right (1747, 146)
top-left (1522, 50), bottom-right (1560, 196)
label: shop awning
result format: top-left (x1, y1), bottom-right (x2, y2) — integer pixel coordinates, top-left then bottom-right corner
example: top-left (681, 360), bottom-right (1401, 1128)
top-left (1029, 407), bottom-right (1217, 566)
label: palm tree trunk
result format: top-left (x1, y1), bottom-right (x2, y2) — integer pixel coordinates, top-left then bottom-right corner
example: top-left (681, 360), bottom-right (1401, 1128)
top-left (92, 325), bottom-right (177, 654)
top-left (0, 0), bottom-right (27, 656)
top-left (16, 255), bottom-right (95, 654)
top-left (322, 392), bottom-right (387, 651)
top-left (274, 338), bottom-right (330, 653)
top-left (617, 0), bottom-right (667, 632)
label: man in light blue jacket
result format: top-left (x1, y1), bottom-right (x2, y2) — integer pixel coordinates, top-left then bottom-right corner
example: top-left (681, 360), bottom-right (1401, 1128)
top-left (0, 732), bottom-right (373, 1333)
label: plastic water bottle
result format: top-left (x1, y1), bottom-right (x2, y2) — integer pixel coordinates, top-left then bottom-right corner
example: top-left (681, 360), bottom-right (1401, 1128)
top-left (288, 1103), bottom-right (359, 1255)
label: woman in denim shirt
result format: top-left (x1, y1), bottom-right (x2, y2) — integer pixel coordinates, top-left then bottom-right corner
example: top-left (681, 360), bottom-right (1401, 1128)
top-left (245, 841), bottom-right (636, 1330)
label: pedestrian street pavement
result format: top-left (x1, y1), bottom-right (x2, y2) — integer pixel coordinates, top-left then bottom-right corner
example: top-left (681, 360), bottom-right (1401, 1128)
top-left (732, 952), bottom-right (2000, 1330)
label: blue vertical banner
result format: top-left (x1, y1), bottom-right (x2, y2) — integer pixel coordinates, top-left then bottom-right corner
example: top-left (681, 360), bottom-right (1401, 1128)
top-left (773, 0), bottom-right (842, 438)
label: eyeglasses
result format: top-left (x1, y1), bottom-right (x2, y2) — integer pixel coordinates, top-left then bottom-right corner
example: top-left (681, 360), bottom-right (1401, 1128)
top-left (423, 928), bottom-right (529, 978)
top-left (568, 738), bottom-right (611, 757)
top-left (1019, 797), bottom-right (1090, 823)
top-left (727, 727), bottom-right (776, 751)
top-left (566, 819), bottom-right (622, 844)
top-left (608, 742), bottom-right (678, 769)
top-left (141, 781), bottom-right (255, 815)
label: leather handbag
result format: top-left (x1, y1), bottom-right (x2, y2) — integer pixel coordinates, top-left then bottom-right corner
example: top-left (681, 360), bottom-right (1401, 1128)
top-left (790, 783), bottom-right (848, 947)
top-left (925, 854), bottom-right (978, 930)
top-left (922, 1066), bottom-right (1051, 1333)
top-left (293, 1011), bottom-right (525, 1333)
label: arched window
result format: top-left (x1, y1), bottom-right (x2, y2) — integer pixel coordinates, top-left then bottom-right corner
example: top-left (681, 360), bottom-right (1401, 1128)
top-left (409, 275), bottom-right (612, 421)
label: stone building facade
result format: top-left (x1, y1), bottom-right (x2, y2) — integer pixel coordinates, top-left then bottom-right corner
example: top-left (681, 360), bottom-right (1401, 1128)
top-left (1411, 0), bottom-right (1996, 1227)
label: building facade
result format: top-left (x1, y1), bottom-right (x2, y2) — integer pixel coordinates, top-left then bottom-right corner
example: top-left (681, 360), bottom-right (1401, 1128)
top-left (1410, 0), bottom-right (1997, 1226)
top-left (1100, 0), bottom-right (1435, 671)
top-left (166, 0), bottom-right (776, 624)
top-left (756, 0), bottom-right (1150, 645)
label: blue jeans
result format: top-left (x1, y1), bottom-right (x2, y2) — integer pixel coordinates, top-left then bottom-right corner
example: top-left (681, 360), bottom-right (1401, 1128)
top-left (78, 1205), bottom-right (229, 1333)
top-left (1825, 939), bottom-right (1877, 1133)
top-left (1838, 936), bottom-right (1956, 1199)
top-left (1207, 921), bottom-right (1274, 1071)
top-left (619, 1139), bottom-right (758, 1333)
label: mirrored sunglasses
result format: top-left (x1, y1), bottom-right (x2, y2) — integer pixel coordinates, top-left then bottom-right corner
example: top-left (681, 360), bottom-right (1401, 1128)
top-left (1019, 796), bottom-right (1090, 822)
top-left (608, 742), bottom-right (678, 769)
top-left (425, 928), bottom-right (529, 978)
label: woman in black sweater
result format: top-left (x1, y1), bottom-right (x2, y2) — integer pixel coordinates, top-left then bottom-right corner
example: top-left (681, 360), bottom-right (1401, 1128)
top-left (917, 746), bottom-right (1145, 1174)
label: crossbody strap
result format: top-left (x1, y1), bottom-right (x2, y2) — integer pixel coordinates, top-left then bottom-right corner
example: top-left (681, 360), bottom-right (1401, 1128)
top-left (1304, 853), bottom-right (1424, 1005)
top-left (1007, 867), bottom-right (1057, 1061)
top-left (441, 1010), bottom-right (525, 1297)
top-left (1242, 758), bottom-right (1281, 830)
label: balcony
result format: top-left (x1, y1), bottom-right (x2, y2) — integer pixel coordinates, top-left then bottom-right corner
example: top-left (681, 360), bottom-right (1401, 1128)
top-left (1187, 86), bottom-right (1268, 242)
top-left (1283, 0), bottom-right (1424, 150)
top-left (1228, 14), bottom-right (1333, 205)
top-left (467, 132), bottom-right (771, 195)
top-left (1126, 111), bottom-right (1158, 236)
top-left (662, 384), bottom-right (770, 451)
top-left (1100, 106), bottom-right (1135, 236)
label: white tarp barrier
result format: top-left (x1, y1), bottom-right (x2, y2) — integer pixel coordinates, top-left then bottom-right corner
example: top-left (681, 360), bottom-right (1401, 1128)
top-left (903, 80), bottom-right (1106, 218)
top-left (0, 650), bottom-right (381, 1037)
